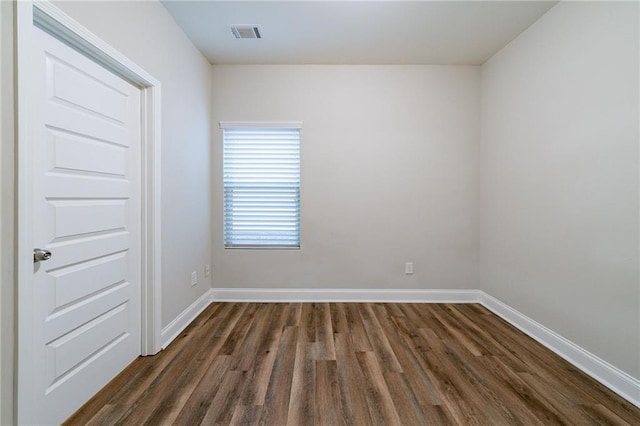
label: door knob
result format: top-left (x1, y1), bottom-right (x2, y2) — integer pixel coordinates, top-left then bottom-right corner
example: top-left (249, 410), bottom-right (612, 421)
top-left (33, 248), bottom-right (52, 263)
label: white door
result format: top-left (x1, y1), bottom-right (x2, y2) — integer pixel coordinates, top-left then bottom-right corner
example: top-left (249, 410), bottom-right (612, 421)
top-left (26, 26), bottom-right (142, 425)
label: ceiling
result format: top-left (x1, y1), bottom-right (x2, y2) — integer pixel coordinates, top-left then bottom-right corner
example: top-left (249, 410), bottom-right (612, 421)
top-left (162, 1), bottom-right (557, 65)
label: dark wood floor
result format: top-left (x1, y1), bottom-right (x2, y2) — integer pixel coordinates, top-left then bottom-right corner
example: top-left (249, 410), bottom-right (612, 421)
top-left (65, 303), bottom-right (640, 425)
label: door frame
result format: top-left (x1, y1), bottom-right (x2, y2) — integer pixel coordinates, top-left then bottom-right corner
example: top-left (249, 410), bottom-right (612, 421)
top-left (16, 0), bottom-right (162, 421)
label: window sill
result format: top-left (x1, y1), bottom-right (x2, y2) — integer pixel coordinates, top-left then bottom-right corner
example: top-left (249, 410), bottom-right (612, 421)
top-left (224, 245), bottom-right (301, 250)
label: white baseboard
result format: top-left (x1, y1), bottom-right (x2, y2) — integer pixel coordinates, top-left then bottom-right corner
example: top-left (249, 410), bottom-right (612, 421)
top-left (478, 291), bottom-right (640, 408)
top-left (210, 288), bottom-right (480, 303)
top-left (161, 288), bottom-right (214, 349)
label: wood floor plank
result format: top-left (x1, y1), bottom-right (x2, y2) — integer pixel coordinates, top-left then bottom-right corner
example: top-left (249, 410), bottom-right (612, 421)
top-left (333, 332), bottom-right (374, 426)
top-left (65, 303), bottom-right (640, 425)
top-left (579, 403), bottom-right (632, 426)
top-left (230, 303), bottom-right (277, 372)
top-left (415, 327), bottom-right (497, 425)
top-left (64, 303), bottom-right (226, 425)
top-left (229, 405), bottom-right (264, 426)
top-left (430, 304), bottom-right (489, 357)
top-left (516, 371), bottom-right (598, 424)
top-left (438, 336), bottom-right (538, 424)
top-left (141, 338), bottom-right (227, 425)
top-left (64, 358), bottom-right (147, 425)
top-left (219, 302), bottom-right (259, 355)
top-left (358, 304), bottom-right (403, 372)
top-left (84, 404), bottom-right (129, 426)
top-left (113, 303), bottom-right (248, 425)
top-left (343, 303), bottom-right (372, 352)
top-left (172, 354), bottom-right (231, 425)
top-left (312, 302), bottom-right (337, 360)
top-left (329, 302), bottom-right (348, 334)
top-left (355, 351), bottom-right (403, 425)
top-left (376, 304), bottom-right (441, 405)
top-left (477, 355), bottom-right (570, 424)
top-left (239, 304), bottom-right (289, 405)
top-left (302, 302), bottom-right (316, 344)
top-left (453, 304), bottom-right (533, 373)
top-left (285, 302), bottom-right (303, 327)
top-left (382, 372), bottom-right (430, 426)
top-left (315, 360), bottom-right (345, 426)
top-left (382, 302), bottom-right (405, 318)
top-left (462, 306), bottom-right (617, 408)
top-left (200, 369), bottom-right (248, 425)
top-left (258, 325), bottom-right (298, 425)
top-left (286, 319), bottom-right (315, 426)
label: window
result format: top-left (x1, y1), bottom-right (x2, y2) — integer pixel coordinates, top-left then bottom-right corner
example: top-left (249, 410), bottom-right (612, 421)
top-left (222, 123), bottom-right (301, 248)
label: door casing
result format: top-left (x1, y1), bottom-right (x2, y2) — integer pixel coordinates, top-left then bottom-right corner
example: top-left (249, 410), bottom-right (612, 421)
top-left (16, 1), bottom-right (162, 422)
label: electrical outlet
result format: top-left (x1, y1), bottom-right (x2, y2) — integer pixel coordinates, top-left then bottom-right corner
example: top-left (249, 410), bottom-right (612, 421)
top-left (204, 264), bottom-right (211, 277)
top-left (191, 271), bottom-right (197, 286)
top-left (405, 262), bottom-right (413, 275)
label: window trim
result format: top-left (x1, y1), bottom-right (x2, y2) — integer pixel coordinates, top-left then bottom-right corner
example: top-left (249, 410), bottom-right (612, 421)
top-left (219, 121), bottom-right (303, 130)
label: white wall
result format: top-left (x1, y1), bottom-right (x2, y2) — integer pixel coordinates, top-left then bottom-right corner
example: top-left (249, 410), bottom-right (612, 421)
top-left (53, 1), bottom-right (213, 326)
top-left (0, 2), bottom-right (15, 423)
top-left (212, 65), bottom-right (480, 290)
top-left (480, 1), bottom-right (639, 378)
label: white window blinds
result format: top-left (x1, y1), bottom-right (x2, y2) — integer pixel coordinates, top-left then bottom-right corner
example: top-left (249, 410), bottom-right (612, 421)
top-left (222, 125), bottom-right (301, 248)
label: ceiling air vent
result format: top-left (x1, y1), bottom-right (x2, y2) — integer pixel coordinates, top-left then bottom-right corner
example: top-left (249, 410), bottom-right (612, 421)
top-left (231, 25), bottom-right (262, 39)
